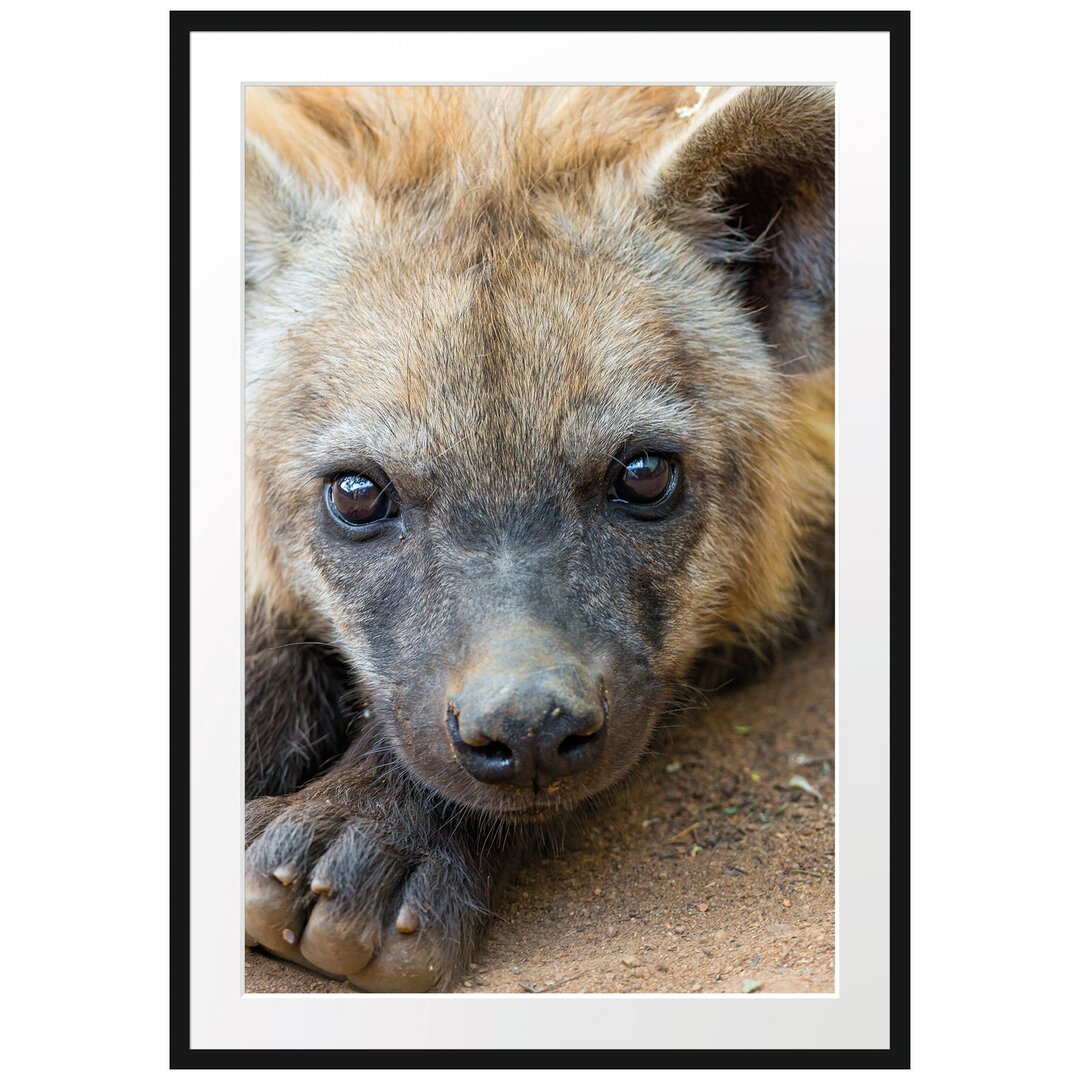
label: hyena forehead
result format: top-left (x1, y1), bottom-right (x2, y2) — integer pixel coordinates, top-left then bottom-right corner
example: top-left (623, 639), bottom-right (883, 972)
top-left (283, 266), bottom-right (724, 490)
top-left (266, 202), bottom-right (775, 489)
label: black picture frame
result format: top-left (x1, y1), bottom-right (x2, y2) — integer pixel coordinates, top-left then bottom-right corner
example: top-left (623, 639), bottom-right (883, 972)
top-left (171, 8), bottom-right (910, 1069)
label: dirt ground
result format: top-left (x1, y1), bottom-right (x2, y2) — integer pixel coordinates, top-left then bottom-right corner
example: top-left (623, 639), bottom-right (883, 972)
top-left (246, 630), bottom-right (835, 994)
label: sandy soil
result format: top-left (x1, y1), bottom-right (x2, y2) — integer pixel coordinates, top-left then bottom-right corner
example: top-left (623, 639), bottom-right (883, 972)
top-left (246, 629), bottom-right (835, 994)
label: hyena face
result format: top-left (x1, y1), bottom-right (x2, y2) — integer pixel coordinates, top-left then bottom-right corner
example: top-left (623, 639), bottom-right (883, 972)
top-left (245, 85), bottom-right (834, 823)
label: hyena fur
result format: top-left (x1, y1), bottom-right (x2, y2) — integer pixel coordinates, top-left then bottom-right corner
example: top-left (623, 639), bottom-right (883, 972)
top-left (244, 85), bottom-right (834, 991)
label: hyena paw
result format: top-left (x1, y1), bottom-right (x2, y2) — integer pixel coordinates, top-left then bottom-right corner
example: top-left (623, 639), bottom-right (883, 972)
top-left (244, 796), bottom-right (490, 992)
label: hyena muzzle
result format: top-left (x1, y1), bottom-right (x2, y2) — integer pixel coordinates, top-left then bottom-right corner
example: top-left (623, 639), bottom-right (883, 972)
top-left (243, 85), bottom-right (834, 991)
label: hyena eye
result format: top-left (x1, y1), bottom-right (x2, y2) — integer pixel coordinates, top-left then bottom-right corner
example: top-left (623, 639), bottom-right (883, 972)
top-left (609, 452), bottom-right (680, 506)
top-left (326, 474), bottom-right (399, 528)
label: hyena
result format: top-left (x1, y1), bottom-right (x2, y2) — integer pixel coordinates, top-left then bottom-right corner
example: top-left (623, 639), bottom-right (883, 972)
top-left (244, 85), bottom-right (834, 991)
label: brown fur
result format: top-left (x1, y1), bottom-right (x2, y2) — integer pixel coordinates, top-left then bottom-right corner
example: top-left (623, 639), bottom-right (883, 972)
top-left (243, 85), bottom-right (833, 991)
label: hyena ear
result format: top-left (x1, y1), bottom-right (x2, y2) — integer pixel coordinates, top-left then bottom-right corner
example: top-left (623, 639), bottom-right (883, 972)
top-left (245, 134), bottom-right (326, 288)
top-left (648, 86), bottom-right (834, 372)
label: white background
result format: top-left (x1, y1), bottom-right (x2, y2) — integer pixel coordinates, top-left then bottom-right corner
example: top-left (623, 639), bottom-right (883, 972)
top-left (2, 0), bottom-right (1078, 1078)
top-left (192, 21), bottom-right (887, 1055)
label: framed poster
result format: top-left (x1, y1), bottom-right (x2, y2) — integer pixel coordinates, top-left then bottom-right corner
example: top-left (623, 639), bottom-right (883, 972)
top-left (173, 8), bottom-right (908, 1067)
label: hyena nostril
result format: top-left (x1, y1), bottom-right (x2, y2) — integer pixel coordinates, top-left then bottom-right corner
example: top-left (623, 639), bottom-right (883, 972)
top-left (550, 719), bottom-right (607, 778)
top-left (474, 740), bottom-right (513, 761)
top-left (558, 731), bottom-right (597, 756)
top-left (447, 703), bottom-right (518, 783)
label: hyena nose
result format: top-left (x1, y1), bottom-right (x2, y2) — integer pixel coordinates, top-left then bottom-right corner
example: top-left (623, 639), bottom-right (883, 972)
top-left (448, 674), bottom-right (607, 789)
